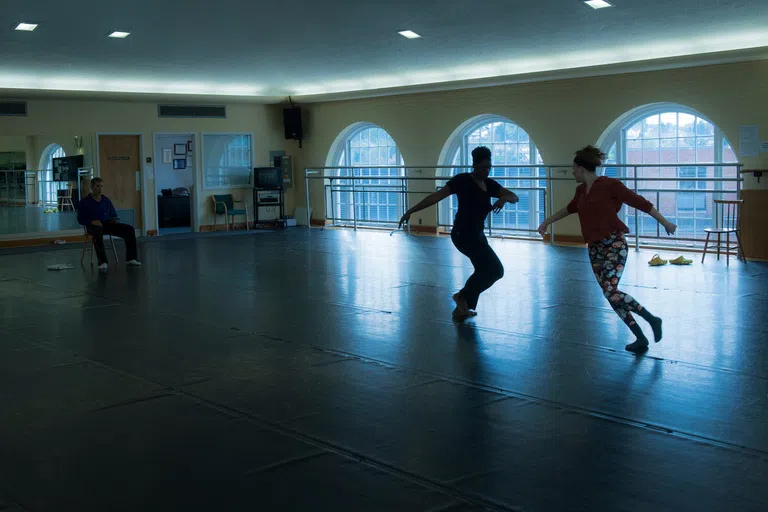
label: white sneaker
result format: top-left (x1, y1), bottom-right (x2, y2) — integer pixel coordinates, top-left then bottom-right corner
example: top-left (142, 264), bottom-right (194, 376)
top-left (98, 263), bottom-right (108, 272)
top-left (127, 260), bottom-right (142, 267)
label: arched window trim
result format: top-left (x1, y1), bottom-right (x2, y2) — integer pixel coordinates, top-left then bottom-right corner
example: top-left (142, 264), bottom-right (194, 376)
top-left (597, 103), bottom-right (732, 177)
top-left (37, 144), bottom-right (67, 206)
top-left (332, 122), bottom-right (404, 171)
top-left (437, 114), bottom-right (542, 175)
top-left (38, 143), bottom-right (66, 171)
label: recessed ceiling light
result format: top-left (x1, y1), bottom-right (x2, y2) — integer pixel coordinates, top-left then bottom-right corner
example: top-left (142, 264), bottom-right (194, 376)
top-left (15, 23), bottom-right (38, 32)
top-left (583, 0), bottom-right (613, 8)
top-left (398, 30), bottom-right (421, 39)
top-left (108, 31), bottom-right (130, 38)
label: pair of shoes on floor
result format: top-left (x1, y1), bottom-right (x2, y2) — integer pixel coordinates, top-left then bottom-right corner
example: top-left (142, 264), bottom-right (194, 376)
top-left (98, 260), bottom-right (142, 271)
top-left (649, 254), bottom-right (692, 266)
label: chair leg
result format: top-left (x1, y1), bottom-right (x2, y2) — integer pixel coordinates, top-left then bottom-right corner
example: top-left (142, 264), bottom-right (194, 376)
top-left (701, 233), bottom-right (710, 263)
top-left (111, 236), bottom-right (119, 264)
top-left (726, 232), bottom-right (730, 266)
top-left (716, 233), bottom-right (721, 260)
top-left (735, 230), bottom-right (746, 264)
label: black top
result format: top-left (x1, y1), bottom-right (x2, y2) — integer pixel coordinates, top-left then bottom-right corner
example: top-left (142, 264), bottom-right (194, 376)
top-left (445, 172), bottom-right (503, 232)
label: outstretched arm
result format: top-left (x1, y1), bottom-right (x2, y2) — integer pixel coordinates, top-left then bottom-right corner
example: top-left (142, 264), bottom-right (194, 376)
top-left (614, 181), bottom-right (676, 235)
top-left (647, 207), bottom-right (676, 235)
top-left (537, 207), bottom-right (573, 236)
top-left (399, 186), bottom-right (452, 228)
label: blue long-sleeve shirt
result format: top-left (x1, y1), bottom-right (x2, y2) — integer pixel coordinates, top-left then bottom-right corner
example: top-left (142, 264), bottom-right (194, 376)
top-left (77, 194), bottom-right (119, 225)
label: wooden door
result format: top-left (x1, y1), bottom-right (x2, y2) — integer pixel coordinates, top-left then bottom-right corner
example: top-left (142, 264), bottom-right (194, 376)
top-left (98, 135), bottom-right (142, 229)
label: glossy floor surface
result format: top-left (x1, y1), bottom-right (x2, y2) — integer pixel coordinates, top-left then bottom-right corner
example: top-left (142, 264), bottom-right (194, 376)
top-left (1, 228), bottom-right (766, 511)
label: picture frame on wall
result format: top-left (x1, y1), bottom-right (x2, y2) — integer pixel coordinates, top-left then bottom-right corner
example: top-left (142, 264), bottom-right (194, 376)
top-left (174, 143), bottom-right (187, 155)
top-left (173, 158), bottom-right (186, 170)
top-left (186, 140), bottom-right (193, 153)
top-left (162, 148), bottom-right (172, 164)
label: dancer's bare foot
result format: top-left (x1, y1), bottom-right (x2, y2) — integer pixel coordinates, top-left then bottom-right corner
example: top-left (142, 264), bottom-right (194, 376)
top-left (452, 292), bottom-right (469, 314)
top-left (452, 308), bottom-right (477, 320)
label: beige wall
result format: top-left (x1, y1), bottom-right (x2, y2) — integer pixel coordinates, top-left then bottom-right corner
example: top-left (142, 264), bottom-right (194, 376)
top-left (293, 60), bottom-right (768, 237)
top-left (0, 99), bottom-right (288, 233)
top-left (2, 60), bottom-right (766, 238)
top-left (0, 136), bottom-right (27, 153)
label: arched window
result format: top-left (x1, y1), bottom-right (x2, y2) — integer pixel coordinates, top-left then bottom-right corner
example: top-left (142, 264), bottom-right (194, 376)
top-left (599, 104), bottom-right (738, 244)
top-left (38, 144), bottom-right (66, 206)
top-left (328, 123), bottom-right (405, 227)
top-left (440, 115), bottom-right (544, 236)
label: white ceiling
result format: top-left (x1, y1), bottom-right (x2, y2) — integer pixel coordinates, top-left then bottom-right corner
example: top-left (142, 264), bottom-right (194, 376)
top-left (1, 0), bottom-right (767, 102)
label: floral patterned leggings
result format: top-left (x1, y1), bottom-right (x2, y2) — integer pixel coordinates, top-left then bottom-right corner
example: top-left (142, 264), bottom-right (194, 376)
top-left (588, 232), bottom-right (646, 327)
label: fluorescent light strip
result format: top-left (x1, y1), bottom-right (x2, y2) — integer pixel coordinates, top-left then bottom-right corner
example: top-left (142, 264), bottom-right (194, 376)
top-left (108, 31), bottom-right (130, 38)
top-left (398, 30), bottom-right (421, 39)
top-left (15, 22), bottom-right (38, 31)
top-left (584, 0), bottom-right (613, 9)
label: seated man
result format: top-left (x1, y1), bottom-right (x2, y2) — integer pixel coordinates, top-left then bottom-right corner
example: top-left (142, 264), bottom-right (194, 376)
top-left (77, 177), bottom-right (142, 270)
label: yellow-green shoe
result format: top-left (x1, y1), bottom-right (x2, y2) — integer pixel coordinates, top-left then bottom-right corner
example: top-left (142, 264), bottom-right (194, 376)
top-left (670, 255), bottom-right (692, 265)
top-left (648, 254), bottom-right (667, 266)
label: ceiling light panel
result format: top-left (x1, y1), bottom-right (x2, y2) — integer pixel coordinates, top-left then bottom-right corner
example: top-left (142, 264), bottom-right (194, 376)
top-left (15, 23), bottom-right (38, 31)
top-left (108, 31), bottom-right (131, 38)
top-left (398, 30), bottom-right (421, 39)
top-left (584, 0), bottom-right (613, 9)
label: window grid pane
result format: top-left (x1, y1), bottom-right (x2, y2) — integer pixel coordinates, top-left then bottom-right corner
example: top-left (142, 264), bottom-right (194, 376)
top-left (203, 134), bottom-right (252, 188)
top-left (445, 120), bottom-right (544, 235)
top-left (620, 111), bottom-right (736, 247)
top-left (334, 126), bottom-right (404, 225)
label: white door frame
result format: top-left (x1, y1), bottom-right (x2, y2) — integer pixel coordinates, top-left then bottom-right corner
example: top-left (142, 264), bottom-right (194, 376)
top-left (152, 132), bottom-right (199, 234)
top-left (95, 132), bottom-right (148, 236)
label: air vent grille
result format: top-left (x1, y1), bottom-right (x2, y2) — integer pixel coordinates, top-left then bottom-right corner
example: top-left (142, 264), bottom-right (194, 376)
top-left (0, 101), bottom-right (28, 116)
top-left (157, 104), bottom-right (226, 118)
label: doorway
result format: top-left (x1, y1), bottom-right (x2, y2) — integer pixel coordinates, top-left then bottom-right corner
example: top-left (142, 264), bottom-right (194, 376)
top-left (153, 134), bottom-right (195, 235)
top-left (97, 135), bottom-right (143, 231)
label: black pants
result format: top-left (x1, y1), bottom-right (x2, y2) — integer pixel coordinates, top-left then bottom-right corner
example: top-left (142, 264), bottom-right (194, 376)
top-left (451, 229), bottom-right (504, 310)
top-left (88, 223), bottom-right (138, 264)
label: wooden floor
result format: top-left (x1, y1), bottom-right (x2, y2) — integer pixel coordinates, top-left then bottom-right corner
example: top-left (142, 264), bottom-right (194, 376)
top-left (0, 228), bottom-right (766, 511)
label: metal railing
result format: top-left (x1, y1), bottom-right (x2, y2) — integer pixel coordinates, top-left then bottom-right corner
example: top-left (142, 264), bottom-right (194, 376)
top-left (304, 164), bottom-right (743, 251)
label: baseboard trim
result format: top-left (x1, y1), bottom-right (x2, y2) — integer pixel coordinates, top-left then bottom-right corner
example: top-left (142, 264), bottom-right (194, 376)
top-left (543, 234), bottom-right (586, 246)
top-left (310, 218), bottom-right (329, 227)
top-left (409, 225), bottom-right (438, 234)
top-left (199, 222), bottom-right (251, 232)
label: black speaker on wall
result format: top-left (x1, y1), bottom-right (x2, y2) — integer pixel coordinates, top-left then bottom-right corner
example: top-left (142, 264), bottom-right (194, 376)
top-left (283, 107), bottom-right (303, 140)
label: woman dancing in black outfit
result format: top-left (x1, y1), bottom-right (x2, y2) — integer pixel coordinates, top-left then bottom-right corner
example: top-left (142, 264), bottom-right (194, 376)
top-left (399, 146), bottom-right (519, 319)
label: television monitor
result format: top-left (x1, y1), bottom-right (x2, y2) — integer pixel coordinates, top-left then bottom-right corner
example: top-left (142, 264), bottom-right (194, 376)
top-left (254, 166), bottom-right (282, 190)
